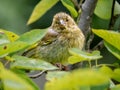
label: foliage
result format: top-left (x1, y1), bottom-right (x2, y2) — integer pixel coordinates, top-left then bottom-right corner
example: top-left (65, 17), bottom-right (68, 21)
top-left (68, 48), bottom-right (102, 64)
top-left (45, 69), bottom-right (110, 90)
top-left (27, 0), bottom-right (59, 25)
top-left (0, 62), bottom-right (39, 90)
top-left (0, 0), bottom-right (120, 90)
top-left (61, 0), bottom-right (78, 17)
top-left (11, 55), bottom-right (58, 70)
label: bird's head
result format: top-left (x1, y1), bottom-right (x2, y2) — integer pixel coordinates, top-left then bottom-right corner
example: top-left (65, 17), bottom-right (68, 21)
top-left (51, 12), bottom-right (76, 33)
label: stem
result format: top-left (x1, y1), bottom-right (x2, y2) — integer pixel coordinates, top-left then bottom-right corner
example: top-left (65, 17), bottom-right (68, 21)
top-left (92, 40), bottom-right (104, 50)
top-left (95, 59), bottom-right (98, 67)
top-left (88, 60), bottom-right (92, 68)
top-left (96, 64), bottom-right (116, 68)
top-left (109, 0), bottom-right (116, 30)
top-left (78, 0), bottom-right (98, 36)
top-left (4, 61), bottom-right (10, 67)
top-left (86, 32), bottom-right (94, 50)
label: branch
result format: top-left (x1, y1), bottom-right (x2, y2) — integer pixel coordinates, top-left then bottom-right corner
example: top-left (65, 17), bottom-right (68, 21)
top-left (92, 40), bottom-right (104, 50)
top-left (78, 0), bottom-right (98, 36)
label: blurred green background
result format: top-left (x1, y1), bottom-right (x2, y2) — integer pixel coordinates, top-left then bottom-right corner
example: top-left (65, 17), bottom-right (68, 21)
top-left (0, 0), bottom-right (68, 35)
top-left (0, 0), bottom-right (38, 34)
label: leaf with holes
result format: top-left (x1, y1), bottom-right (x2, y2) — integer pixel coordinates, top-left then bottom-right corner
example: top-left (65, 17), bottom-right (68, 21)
top-left (0, 41), bottom-right (28, 57)
top-left (0, 31), bottom-right (10, 45)
top-left (0, 29), bottom-right (19, 42)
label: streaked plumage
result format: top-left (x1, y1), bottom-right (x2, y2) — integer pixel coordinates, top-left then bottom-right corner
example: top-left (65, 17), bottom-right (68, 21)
top-left (24, 12), bottom-right (85, 63)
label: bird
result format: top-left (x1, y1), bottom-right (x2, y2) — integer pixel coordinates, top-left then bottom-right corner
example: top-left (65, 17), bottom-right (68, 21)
top-left (23, 12), bottom-right (85, 64)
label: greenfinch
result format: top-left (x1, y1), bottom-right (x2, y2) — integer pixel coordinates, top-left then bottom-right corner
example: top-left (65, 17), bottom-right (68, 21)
top-left (23, 12), bottom-right (85, 63)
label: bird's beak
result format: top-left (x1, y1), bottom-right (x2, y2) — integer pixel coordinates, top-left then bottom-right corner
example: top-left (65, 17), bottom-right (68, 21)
top-left (59, 19), bottom-right (65, 26)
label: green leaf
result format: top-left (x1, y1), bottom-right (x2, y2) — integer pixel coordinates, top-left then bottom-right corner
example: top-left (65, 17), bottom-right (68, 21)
top-left (45, 69), bottom-right (110, 90)
top-left (116, 0), bottom-right (120, 4)
top-left (11, 55), bottom-right (58, 70)
top-left (61, 0), bottom-right (78, 17)
top-left (92, 14), bottom-right (109, 29)
top-left (114, 15), bottom-right (120, 31)
top-left (0, 68), bottom-right (37, 90)
top-left (0, 41), bottom-right (28, 57)
top-left (100, 65), bottom-right (113, 78)
top-left (112, 69), bottom-right (120, 82)
top-left (68, 55), bottom-right (85, 64)
top-left (46, 71), bottom-right (69, 81)
top-left (92, 29), bottom-right (120, 51)
top-left (94, 0), bottom-right (113, 19)
top-left (114, 1), bottom-right (120, 15)
top-left (0, 29), bottom-right (19, 42)
top-left (104, 41), bottom-right (120, 60)
top-left (17, 29), bottom-right (47, 45)
top-left (68, 48), bottom-right (102, 64)
top-left (12, 69), bottom-right (39, 90)
top-left (27, 0), bottom-right (59, 25)
top-left (111, 85), bottom-right (120, 90)
top-left (0, 62), bottom-right (4, 69)
top-left (0, 31), bottom-right (10, 45)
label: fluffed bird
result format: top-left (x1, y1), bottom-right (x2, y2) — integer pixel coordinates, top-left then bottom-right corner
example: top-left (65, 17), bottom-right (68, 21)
top-left (23, 12), bottom-right (85, 64)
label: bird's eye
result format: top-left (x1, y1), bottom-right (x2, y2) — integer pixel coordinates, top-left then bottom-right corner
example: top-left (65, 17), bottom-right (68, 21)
top-left (55, 20), bottom-right (60, 24)
top-left (66, 19), bottom-right (69, 22)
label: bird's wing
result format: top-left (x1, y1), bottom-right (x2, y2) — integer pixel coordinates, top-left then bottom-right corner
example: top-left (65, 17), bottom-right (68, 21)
top-left (22, 29), bottom-right (58, 57)
top-left (38, 29), bottom-right (58, 46)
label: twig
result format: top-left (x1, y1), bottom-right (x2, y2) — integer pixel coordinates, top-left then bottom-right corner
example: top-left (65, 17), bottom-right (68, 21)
top-left (95, 64), bottom-right (116, 68)
top-left (88, 60), bottom-right (92, 68)
top-left (86, 32), bottom-right (94, 50)
top-left (29, 70), bottom-right (47, 78)
top-left (78, 0), bottom-right (98, 36)
top-left (92, 40), bottom-right (104, 50)
top-left (95, 59), bottom-right (98, 67)
top-left (72, 0), bottom-right (98, 69)
top-left (78, 0), bottom-right (84, 8)
top-left (4, 61), bottom-right (10, 67)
